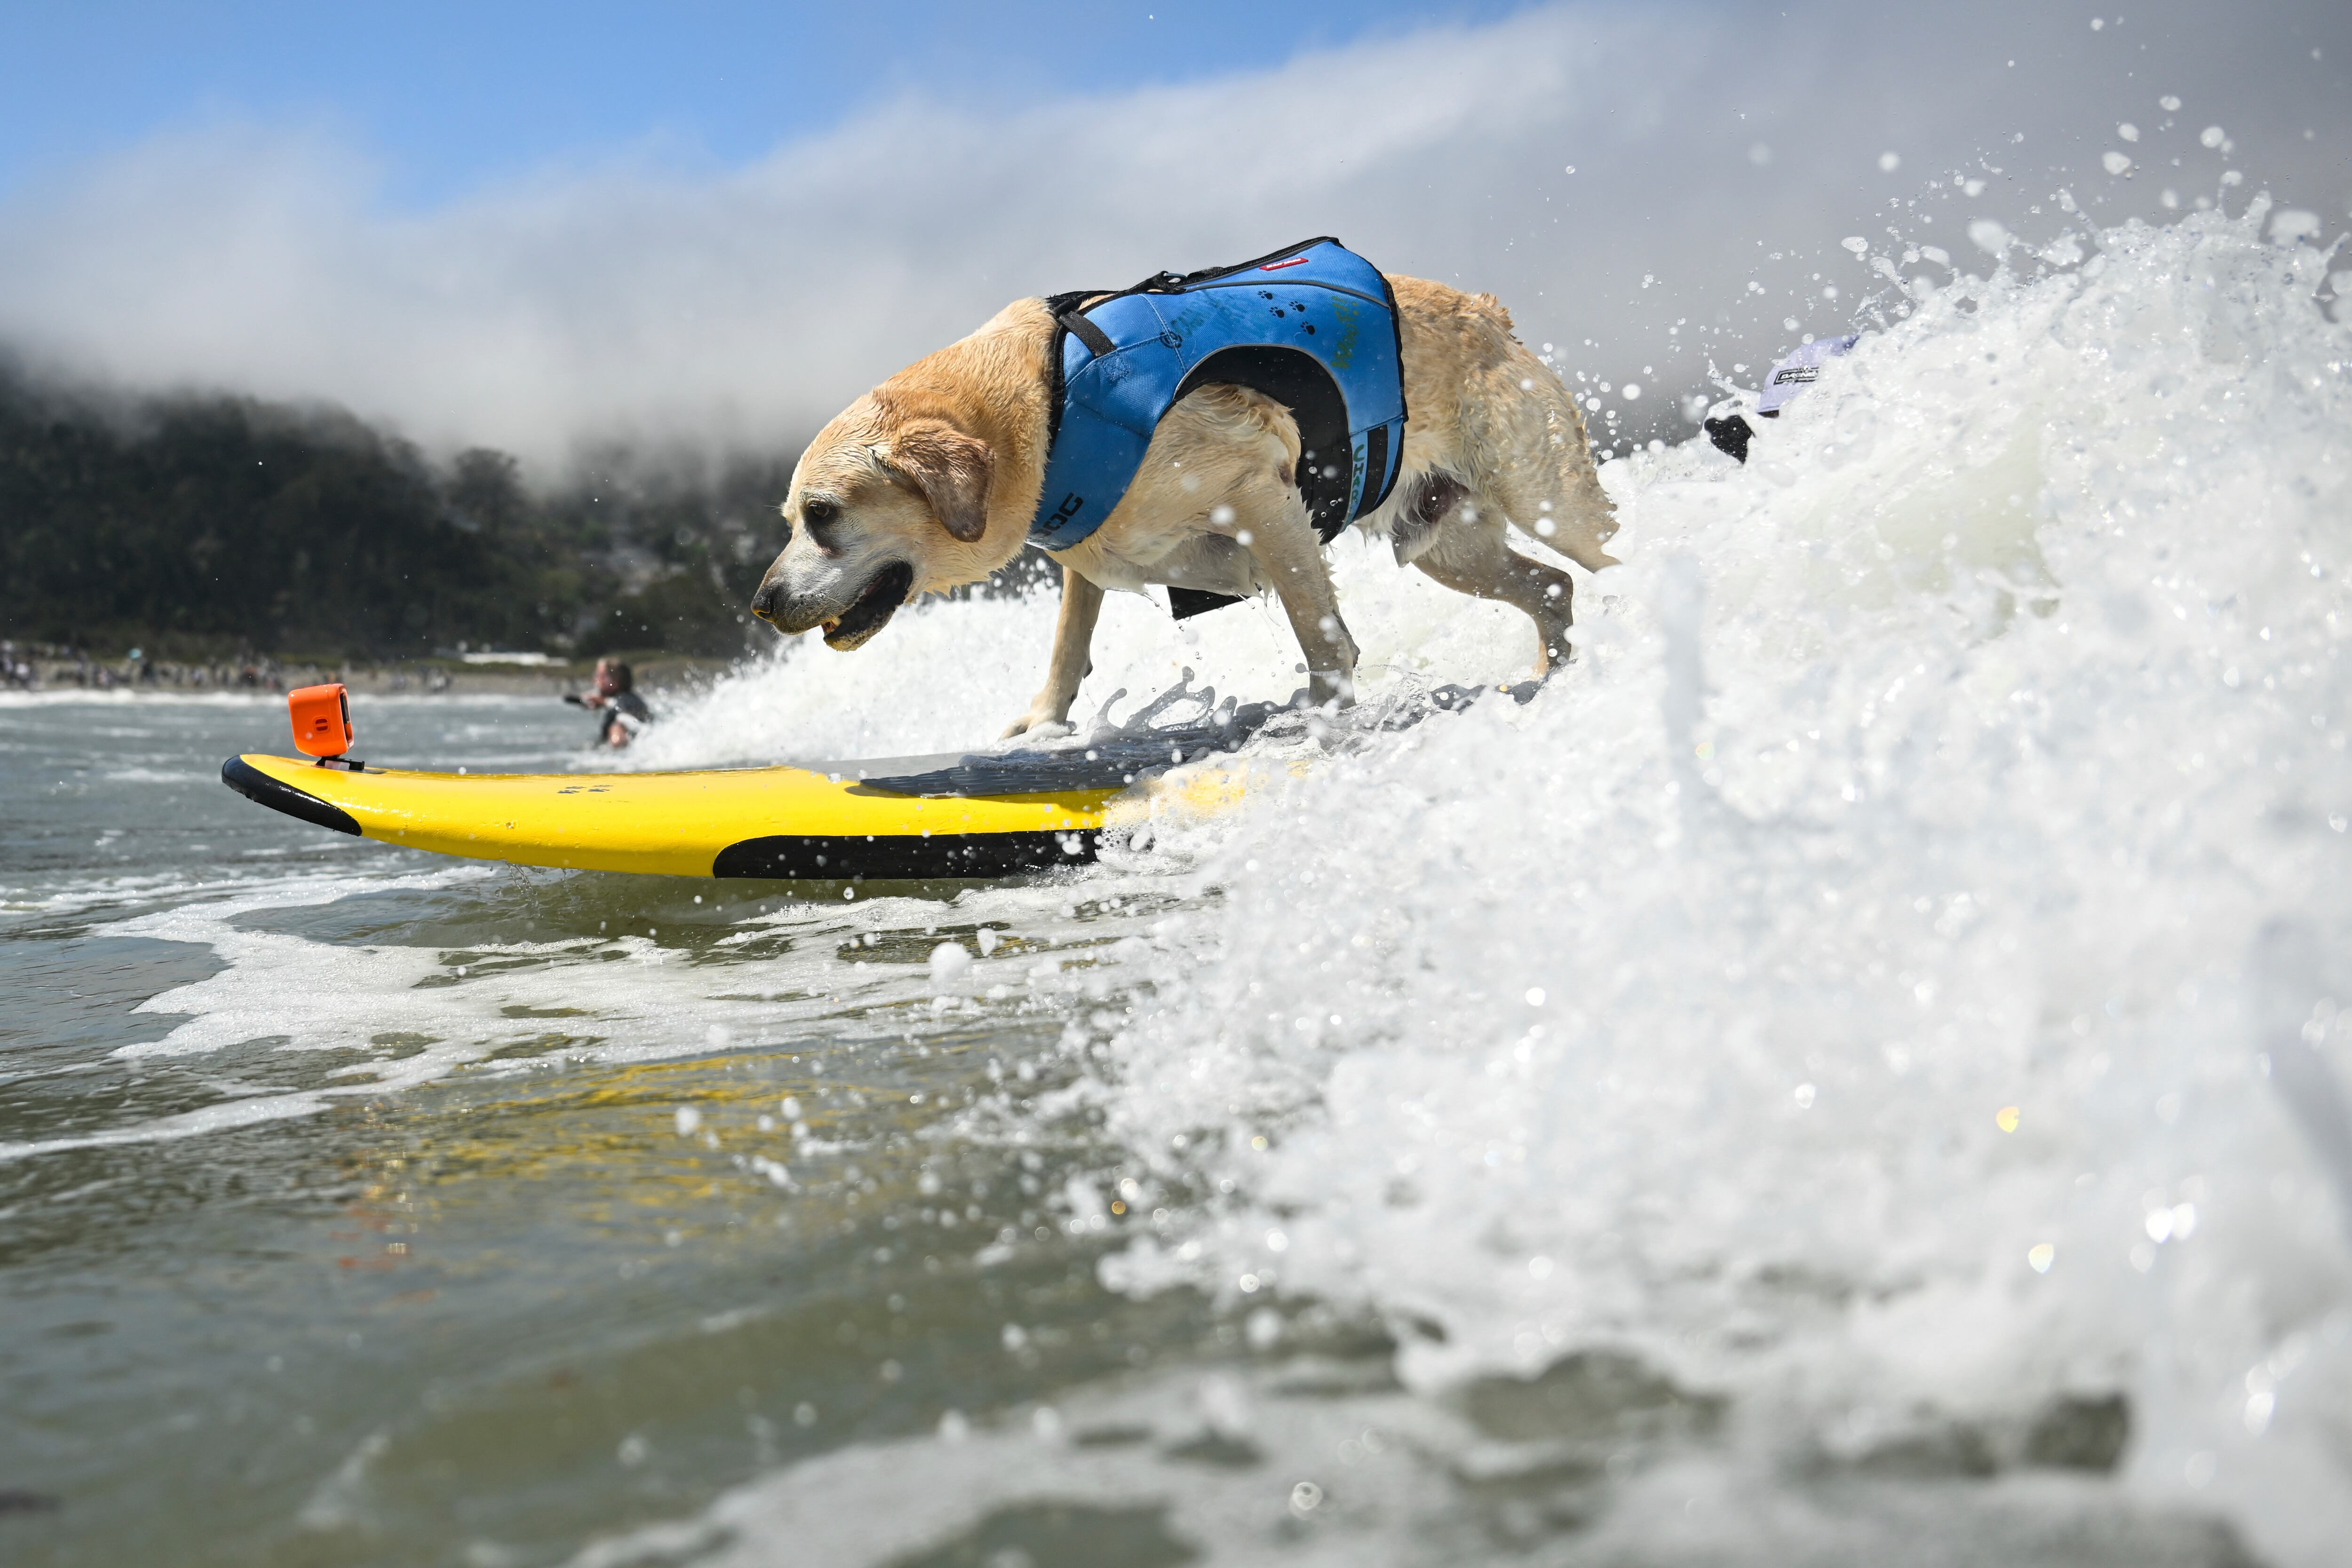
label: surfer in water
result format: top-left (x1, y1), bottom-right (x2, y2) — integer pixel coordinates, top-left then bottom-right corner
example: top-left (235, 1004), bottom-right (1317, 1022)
top-left (1705, 333), bottom-right (1861, 463)
top-left (568, 658), bottom-right (653, 749)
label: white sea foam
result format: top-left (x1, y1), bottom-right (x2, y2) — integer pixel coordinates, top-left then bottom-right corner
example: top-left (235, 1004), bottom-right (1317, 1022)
top-left (2, 863), bottom-right (1160, 1163)
top-left (34, 194), bottom-right (2351, 1562)
top-left (1, 863), bottom-right (373, 920)
top-left (0, 690), bottom-right (551, 708)
top-left (1071, 203), bottom-right (2352, 1563)
top-left (624, 534), bottom-right (1551, 769)
top-left (0, 1046), bottom-right (467, 1163)
top-left (0, 689), bottom-right (287, 707)
top-left (571, 200), bottom-right (2352, 1563)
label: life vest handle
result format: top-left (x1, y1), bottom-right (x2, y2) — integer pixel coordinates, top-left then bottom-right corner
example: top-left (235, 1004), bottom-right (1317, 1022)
top-left (1056, 312), bottom-right (1116, 358)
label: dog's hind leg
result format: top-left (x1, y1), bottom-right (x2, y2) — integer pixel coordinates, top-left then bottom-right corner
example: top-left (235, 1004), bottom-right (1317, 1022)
top-left (1420, 343), bottom-right (1613, 673)
top-left (1002, 567), bottom-right (1104, 736)
top-left (1410, 500), bottom-right (1580, 675)
top-left (1233, 480), bottom-right (1360, 707)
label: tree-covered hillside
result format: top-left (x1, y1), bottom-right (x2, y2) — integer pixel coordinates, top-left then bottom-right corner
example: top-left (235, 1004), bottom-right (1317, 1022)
top-left (0, 364), bottom-right (796, 658)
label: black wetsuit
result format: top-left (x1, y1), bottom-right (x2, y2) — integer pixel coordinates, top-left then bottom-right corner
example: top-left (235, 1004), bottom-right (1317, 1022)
top-left (1707, 333), bottom-right (1862, 464)
top-left (597, 690), bottom-right (652, 744)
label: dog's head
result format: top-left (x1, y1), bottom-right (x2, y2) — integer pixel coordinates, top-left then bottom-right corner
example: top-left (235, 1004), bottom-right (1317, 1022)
top-left (750, 397), bottom-right (996, 651)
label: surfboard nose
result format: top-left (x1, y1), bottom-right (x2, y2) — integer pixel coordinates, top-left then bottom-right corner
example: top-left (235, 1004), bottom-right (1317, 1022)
top-left (221, 756), bottom-right (361, 836)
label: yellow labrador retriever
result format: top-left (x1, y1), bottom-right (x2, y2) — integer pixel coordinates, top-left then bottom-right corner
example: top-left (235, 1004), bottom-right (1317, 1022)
top-left (750, 249), bottom-right (1617, 735)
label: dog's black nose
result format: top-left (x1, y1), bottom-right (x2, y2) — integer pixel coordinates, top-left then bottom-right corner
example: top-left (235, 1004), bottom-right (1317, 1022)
top-left (750, 579), bottom-right (782, 624)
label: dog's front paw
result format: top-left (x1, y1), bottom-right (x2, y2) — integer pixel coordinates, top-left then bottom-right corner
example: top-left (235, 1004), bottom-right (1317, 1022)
top-left (1306, 670), bottom-right (1357, 710)
top-left (1000, 710), bottom-right (1072, 740)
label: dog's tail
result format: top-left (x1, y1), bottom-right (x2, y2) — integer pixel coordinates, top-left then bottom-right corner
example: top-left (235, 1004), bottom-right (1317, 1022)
top-left (1504, 340), bottom-right (1621, 573)
top-left (1385, 276), bottom-right (1619, 571)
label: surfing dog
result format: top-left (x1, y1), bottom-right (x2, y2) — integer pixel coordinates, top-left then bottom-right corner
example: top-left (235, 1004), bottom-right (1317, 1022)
top-left (749, 269), bottom-right (1619, 736)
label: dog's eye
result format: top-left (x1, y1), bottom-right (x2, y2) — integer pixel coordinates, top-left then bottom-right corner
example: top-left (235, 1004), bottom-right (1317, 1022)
top-left (803, 497), bottom-right (840, 527)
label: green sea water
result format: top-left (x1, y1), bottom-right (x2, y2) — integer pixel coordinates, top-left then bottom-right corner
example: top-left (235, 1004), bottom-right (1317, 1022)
top-left (0, 694), bottom-right (1268, 1568)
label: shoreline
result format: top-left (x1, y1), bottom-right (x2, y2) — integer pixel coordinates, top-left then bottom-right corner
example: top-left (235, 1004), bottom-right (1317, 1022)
top-left (0, 653), bottom-right (749, 699)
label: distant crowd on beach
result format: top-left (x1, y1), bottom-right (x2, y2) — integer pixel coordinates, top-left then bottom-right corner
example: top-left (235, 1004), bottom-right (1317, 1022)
top-left (0, 641), bottom-right (456, 695)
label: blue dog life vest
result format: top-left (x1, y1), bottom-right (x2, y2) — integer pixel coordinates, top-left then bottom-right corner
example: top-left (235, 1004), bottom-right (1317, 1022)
top-left (1027, 238), bottom-right (1408, 568)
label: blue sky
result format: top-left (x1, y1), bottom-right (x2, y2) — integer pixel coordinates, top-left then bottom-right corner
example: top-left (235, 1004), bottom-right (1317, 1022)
top-left (1, 0), bottom-right (1526, 206)
top-left (0, 0), bottom-right (2343, 463)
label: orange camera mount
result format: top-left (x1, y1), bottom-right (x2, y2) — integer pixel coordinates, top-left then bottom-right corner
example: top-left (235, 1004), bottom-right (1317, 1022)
top-left (287, 683), bottom-right (366, 770)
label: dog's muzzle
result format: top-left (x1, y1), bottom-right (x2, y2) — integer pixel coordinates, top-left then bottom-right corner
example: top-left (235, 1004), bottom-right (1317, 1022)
top-left (750, 579), bottom-right (783, 624)
top-left (818, 562), bottom-right (914, 650)
top-left (749, 562), bottom-right (912, 649)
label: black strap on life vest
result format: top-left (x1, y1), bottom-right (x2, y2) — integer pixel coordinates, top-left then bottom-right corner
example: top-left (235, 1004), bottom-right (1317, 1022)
top-left (1057, 311), bottom-right (1115, 358)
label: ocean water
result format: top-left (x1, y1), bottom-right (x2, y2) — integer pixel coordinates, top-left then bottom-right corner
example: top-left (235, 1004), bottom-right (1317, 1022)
top-left (4, 199), bottom-right (2349, 1567)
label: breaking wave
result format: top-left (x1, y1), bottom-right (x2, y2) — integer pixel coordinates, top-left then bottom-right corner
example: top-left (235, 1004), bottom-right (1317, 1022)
top-left (597, 198), bottom-right (2352, 1564)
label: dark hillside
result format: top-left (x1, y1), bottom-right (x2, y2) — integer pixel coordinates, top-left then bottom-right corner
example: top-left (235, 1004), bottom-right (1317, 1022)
top-left (0, 365), bottom-right (797, 659)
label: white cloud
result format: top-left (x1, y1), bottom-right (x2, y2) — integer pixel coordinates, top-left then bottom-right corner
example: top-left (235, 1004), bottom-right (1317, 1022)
top-left (0, 0), bottom-right (2342, 470)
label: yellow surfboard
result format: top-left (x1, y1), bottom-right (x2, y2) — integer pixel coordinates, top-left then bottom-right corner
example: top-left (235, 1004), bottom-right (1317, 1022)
top-left (217, 678), bottom-right (1492, 881)
top-left (217, 729), bottom-right (1272, 880)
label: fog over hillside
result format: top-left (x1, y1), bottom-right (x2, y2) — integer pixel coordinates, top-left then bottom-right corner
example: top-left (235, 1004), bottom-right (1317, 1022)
top-left (0, 0), bottom-right (2344, 473)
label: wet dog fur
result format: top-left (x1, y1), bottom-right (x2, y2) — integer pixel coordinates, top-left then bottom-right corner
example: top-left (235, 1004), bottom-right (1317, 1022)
top-left (749, 274), bottom-right (1618, 734)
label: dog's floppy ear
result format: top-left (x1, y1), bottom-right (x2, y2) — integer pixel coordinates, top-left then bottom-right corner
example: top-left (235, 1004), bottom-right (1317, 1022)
top-left (881, 423), bottom-right (992, 544)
